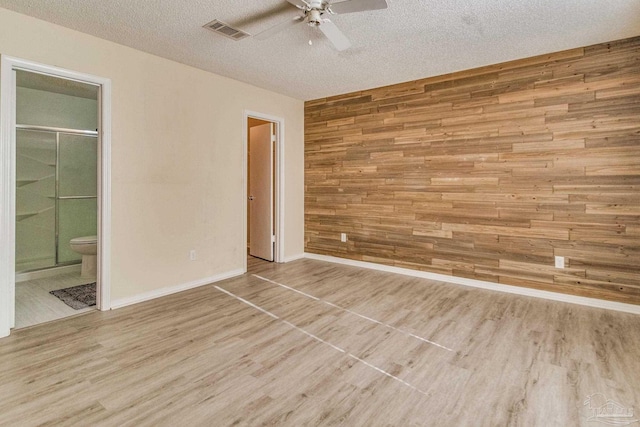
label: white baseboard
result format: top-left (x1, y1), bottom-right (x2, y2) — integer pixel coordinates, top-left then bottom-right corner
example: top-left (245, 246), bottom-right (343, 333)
top-left (16, 264), bottom-right (82, 282)
top-left (304, 253), bottom-right (640, 315)
top-left (110, 268), bottom-right (245, 310)
top-left (283, 253), bottom-right (305, 263)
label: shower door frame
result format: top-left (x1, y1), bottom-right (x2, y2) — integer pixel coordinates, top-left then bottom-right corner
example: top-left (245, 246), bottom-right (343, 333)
top-left (0, 56), bottom-right (112, 337)
top-left (15, 125), bottom-right (99, 271)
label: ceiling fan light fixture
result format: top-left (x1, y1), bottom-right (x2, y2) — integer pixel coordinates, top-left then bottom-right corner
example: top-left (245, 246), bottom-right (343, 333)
top-left (307, 9), bottom-right (322, 26)
top-left (251, 0), bottom-right (388, 51)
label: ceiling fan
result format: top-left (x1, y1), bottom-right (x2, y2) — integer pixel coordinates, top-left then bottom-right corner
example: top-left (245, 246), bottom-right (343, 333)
top-left (255, 0), bottom-right (388, 51)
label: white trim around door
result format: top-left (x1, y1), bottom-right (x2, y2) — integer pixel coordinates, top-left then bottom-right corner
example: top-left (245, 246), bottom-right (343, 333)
top-left (0, 56), bottom-right (112, 338)
top-left (243, 110), bottom-right (285, 273)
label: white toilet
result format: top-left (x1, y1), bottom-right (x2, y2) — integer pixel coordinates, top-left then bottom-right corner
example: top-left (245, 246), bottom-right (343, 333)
top-left (70, 235), bottom-right (97, 278)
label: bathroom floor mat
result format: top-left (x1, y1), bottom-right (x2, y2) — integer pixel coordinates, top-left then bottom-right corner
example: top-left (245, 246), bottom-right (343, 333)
top-left (50, 283), bottom-right (96, 310)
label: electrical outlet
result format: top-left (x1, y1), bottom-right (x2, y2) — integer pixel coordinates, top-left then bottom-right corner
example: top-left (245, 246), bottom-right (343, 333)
top-left (341, 233), bottom-right (347, 242)
top-left (555, 256), bottom-right (565, 269)
top-left (190, 250), bottom-right (196, 261)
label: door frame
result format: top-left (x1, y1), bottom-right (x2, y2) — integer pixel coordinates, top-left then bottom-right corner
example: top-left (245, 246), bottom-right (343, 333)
top-left (248, 122), bottom-right (274, 261)
top-left (0, 56), bottom-right (112, 337)
top-left (243, 110), bottom-right (284, 272)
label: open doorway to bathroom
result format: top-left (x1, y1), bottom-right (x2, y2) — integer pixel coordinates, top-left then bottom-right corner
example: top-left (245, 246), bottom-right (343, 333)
top-left (0, 57), bottom-right (111, 338)
top-left (13, 70), bottom-right (99, 328)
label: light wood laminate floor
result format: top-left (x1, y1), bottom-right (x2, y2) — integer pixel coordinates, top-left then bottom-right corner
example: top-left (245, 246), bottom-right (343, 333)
top-left (15, 272), bottom-right (96, 329)
top-left (0, 258), bottom-right (638, 426)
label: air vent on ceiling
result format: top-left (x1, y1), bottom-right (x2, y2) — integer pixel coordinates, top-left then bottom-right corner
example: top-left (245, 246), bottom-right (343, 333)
top-left (203, 19), bottom-right (250, 41)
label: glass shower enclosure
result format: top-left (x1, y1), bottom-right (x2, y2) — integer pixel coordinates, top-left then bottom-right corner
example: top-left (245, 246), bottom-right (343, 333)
top-left (15, 127), bottom-right (97, 272)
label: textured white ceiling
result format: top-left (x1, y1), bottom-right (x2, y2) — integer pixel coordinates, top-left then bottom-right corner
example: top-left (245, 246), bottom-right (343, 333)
top-left (1, 0), bottom-right (639, 100)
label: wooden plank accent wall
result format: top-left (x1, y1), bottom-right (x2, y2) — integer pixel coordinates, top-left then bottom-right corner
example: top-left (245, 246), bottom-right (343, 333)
top-left (304, 36), bottom-right (640, 305)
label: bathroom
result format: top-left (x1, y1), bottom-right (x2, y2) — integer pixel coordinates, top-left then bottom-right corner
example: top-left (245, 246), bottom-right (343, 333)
top-left (14, 70), bottom-right (99, 328)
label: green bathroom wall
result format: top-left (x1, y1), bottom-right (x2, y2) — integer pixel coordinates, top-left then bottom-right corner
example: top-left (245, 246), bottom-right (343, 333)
top-left (16, 87), bottom-right (97, 131)
top-left (58, 134), bottom-right (98, 197)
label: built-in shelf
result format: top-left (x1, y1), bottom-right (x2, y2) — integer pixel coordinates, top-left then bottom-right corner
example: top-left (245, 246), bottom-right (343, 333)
top-left (16, 179), bottom-right (38, 187)
top-left (16, 206), bottom-right (54, 222)
top-left (16, 174), bottom-right (55, 185)
top-left (17, 153), bottom-right (56, 167)
top-left (16, 212), bottom-right (39, 221)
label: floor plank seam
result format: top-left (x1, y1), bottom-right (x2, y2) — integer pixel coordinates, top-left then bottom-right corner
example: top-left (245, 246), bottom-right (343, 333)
top-left (214, 284), bottom-right (430, 397)
top-left (252, 273), bottom-right (454, 352)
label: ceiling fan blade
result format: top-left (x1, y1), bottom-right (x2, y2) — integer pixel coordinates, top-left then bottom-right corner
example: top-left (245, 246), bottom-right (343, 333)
top-left (329, 0), bottom-right (388, 14)
top-left (255, 15), bottom-right (305, 40)
top-left (319, 19), bottom-right (351, 51)
top-left (287, 0), bottom-right (310, 9)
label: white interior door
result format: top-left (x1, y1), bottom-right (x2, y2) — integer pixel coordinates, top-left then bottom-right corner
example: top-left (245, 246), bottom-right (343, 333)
top-left (249, 123), bottom-right (274, 261)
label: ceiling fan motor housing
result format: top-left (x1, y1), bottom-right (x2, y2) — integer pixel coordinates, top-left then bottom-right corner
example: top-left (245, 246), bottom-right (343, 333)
top-left (307, 9), bottom-right (323, 26)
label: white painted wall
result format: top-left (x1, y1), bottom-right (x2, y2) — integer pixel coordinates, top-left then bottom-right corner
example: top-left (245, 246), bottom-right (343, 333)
top-left (0, 8), bottom-right (304, 303)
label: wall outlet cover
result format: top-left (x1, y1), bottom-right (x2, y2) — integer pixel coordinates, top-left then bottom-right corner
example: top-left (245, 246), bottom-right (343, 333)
top-left (555, 256), bottom-right (564, 268)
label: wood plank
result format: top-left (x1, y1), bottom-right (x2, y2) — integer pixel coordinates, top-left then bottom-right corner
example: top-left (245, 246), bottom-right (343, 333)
top-left (305, 36), bottom-right (640, 305)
